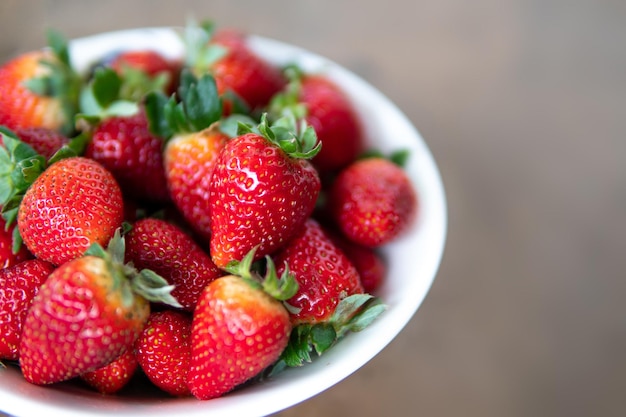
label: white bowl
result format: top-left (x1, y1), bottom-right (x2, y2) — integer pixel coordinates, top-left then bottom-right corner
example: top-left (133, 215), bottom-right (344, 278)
top-left (0, 27), bottom-right (447, 417)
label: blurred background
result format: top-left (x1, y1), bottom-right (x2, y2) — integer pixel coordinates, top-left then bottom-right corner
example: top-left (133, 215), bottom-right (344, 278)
top-left (1, 0), bottom-right (625, 416)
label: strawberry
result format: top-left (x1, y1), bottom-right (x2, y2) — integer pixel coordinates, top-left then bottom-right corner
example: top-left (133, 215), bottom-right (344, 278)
top-left (134, 310), bottom-right (192, 396)
top-left (270, 69), bottom-right (364, 174)
top-left (329, 157), bottom-right (418, 247)
top-left (270, 218), bottom-right (386, 370)
top-left (0, 31), bottom-right (81, 135)
top-left (125, 218), bottom-right (224, 311)
top-left (0, 216), bottom-right (32, 269)
top-left (208, 114), bottom-right (321, 268)
top-left (185, 22), bottom-right (286, 114)
top-left (326, 229), bottom-right (387, 293)
top-left (145, 71), bottom-right (229, 242)
top-left (6, 127), bottom-right (70, 159)
top-left (109, 50), bottom-right (180, 96)
top-left (274, 218), bottom-right (364, 325)
top-left (18, 230), bottom-right (180, 385)
top-left (0, 259), bottom-right (55, 360)
top-left (80, 349), bottom-right (138, 394)
top-left (16, 156), bottom-right (124, 266)
top-left (84, 111), bottom-right (170, 204)
top-left (187, 248), bottom-right (296, 400)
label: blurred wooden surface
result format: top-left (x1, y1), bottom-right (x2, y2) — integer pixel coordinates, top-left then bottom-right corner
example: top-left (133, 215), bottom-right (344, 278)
top-left (1, 1), bottom-right (625, 416)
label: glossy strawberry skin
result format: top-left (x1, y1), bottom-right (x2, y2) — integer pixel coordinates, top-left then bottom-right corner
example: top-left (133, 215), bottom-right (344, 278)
top-left (125, 218), bottom-right (224, 311)
top-left (17, 156), bottom-right (124, 266)
top-left (209, 133), bottom-right (321, 268)
top-left (328, 231), bottom-right (387, 294)
top-left (187, 275), bottom-right (291, 400)
top-left (18, 255), bottom-right (150, 385)
top-left (0, 216), bottom-right (32, 269)
top-left (134, 310), bottom-right (192, 396)
top-left (85, 112), bottom-right (170, 204)
top-left (329, 157), bottom-right (418, 247)
top-left (163, 128), bottom-right (229, 242)
top-left (0, 51), bottom-right (67, 132)
top-left (210, 29), bottom-right (286, 112)
top-left (0, 259), bottom-right (55, 360)
top-left (300, 75), bottom-right (364, 173)
top-left (274, 218), bottom-right (364, 325)
top-left (80, 349), bottom-right (138, 394)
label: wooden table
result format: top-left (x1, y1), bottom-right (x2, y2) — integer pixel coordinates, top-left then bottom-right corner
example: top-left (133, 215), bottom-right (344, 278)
top-left (1, 1), bottom-right (625, 416)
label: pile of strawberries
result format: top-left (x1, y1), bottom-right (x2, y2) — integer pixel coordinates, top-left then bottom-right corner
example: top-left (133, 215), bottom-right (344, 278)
top-left (0, 21), bottom-right (418, 400)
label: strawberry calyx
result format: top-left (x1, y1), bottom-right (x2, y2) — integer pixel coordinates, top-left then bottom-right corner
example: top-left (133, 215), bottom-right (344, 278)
top-left (223, 246), bottom-right (299, 302)
top-left (270, 294), bottom-right (386, 372)
top-left (236, 112), bottom-right (321, 159)
top-left (183, 19), bottom-right (228, 75)
top-left (84, 228), bottom-right (182, 308)
top-left (357, 147), bottom-right (411, 168)
top-left (268, 64), bottom-right (308, 120)
top-left (77, 67), bottom-right (141, 127)
top-left (23, 30), bottom-right (83, 136)
top-left (145, 70), bottom-right (222, 140)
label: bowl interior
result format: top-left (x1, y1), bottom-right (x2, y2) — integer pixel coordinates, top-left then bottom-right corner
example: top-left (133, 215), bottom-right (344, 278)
top-left (0, 27), bottom-right (447, 417)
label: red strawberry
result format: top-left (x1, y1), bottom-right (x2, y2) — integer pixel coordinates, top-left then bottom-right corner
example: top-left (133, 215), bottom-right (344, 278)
top-left (18, 231), bottom-right (179, 385)
top-left (145, 71), bottom-right (229, 242)
top-left (109, 50), bottom-right (180, 95)
top-left (6, 127), bottom-right (70, 159)
top-left (186, 23), bottom-right (286, 113)
top-left (329, 157), bottom-right (418, 247)
top-left (80, 349), bottom-right (138, 394)
top-left (0, 32), bottom-right (81, 135)
top-left (274, 218), bottom-right (363, 325)
top-left (125, 218), bottom-right (224, 311)
top-left (17, 156), bottom-right (124, 266)
top-left (208, 114), bottom-right (321, 268)
top-left (107, 50), bottom-right (179, 100)
top-left (326, 230), bottom-right (387, 294)
top-left (271, 71), bottom-right (364, 174)
top-left (0, 259), bottom-right (55, 360)
top-left (187, 248), bottom-right (296, 400)
top-left (134, 310), bottom-right (192, 396)
top-left (85, 111), bottom-right (170, 204)
top-left (0, 216), bottom-right (32, 269)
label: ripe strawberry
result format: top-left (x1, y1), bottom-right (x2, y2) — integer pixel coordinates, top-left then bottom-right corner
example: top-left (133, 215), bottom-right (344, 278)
top-left (146, 71), bottom-right (229, 242)
top-left (18, 230), bottom-right (180, 385)
top-left (186, 22), bottom-right (286, 113)
top-left (85, 111), bottom-right (170, 204)
top-left (0, 216), bottom-right (32, 269)
top-left (208, 114), bottom-right (321, 268)
top-left (331, 235), bottom-right (387, 294)
top-left (134, 310), bottom-right (192, 396)
top-left (271, 70), bottom-right (364, 174)
top-left (0, 31), bottom-right (81, 135)
top-left (125, 218), bottom-right (224, 311)
top-left (17, 156), bottom-right (124, 266)
top-left (109, 50), bottom-right (180, 96)
top-left (80, 349), bottom-right (138, 394)
top-left (0, 259), bottom-right (55, 360)
top-left (274, 218), bottom-right (363, 325)
top-left (329, 157), bottom-right (418, 247)
top-left (187, 248), bottom-right (296, 400)
top-left (5, 127), bottom-right (70, 159)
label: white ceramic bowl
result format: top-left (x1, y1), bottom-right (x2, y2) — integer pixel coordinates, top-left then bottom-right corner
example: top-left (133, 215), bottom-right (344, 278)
top-left (0, 27), bottom-right (447, 417)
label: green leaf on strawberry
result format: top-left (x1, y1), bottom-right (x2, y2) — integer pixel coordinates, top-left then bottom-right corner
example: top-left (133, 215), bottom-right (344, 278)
top-left (78, 67), bottom-right (140, 123)
top-left (271, 294), bottom-right (386, 372)
top-left (145, 70), bottom-right (222, 139)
